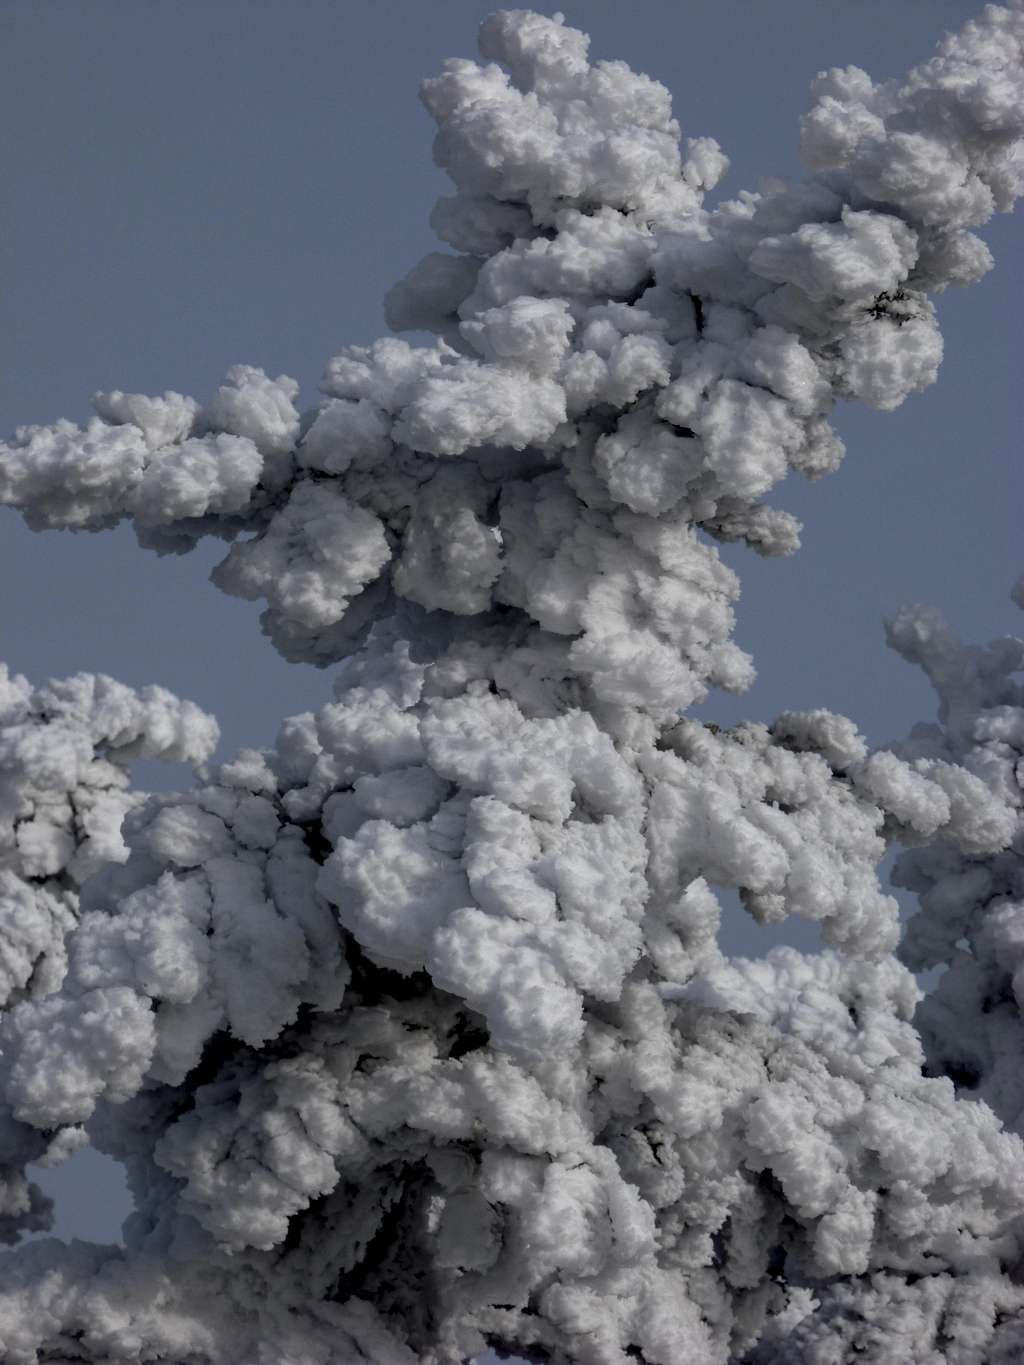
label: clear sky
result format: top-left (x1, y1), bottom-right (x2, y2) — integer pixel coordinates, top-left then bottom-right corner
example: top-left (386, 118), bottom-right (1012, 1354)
top-left (3, 0), bottom-right (1019, 1274)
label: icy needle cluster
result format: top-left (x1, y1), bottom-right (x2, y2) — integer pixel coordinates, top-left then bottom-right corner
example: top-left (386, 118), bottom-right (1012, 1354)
top-left (0, 7), bottom-right (1022, 1364)
top-left (0, 668), bottom-right (216, 1246)
top-left (3, 6), bottom-right (1021, 715)
top-left (887, 595), bottom-right (1024, 1135)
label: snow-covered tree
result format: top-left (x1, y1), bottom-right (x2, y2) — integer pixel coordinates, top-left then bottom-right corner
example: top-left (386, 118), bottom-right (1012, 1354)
top-left (0, 7), bottom-right (1022, 1361)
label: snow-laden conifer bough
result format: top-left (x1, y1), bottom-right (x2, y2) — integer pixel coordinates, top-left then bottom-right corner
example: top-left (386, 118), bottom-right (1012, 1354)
top-left (0, 6), bottom-right (1022, 1361)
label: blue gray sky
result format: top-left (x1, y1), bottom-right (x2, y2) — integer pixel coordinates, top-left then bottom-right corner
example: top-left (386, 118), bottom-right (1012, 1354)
top-left (3, 0), bottom-right (1019, 1255)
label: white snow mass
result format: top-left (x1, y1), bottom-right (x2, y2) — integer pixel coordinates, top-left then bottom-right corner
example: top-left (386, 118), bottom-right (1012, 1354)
top-left (0, 7), bottom-right (1023, 1362)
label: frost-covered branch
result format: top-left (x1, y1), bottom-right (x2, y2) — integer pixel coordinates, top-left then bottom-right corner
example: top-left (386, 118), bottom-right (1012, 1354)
top-left (0, 7), bottom-right (1023, 1364)
top-left (3, 6), bottom-right (1021, 708)
top-left (0, 667), bottom-right (216, 1247)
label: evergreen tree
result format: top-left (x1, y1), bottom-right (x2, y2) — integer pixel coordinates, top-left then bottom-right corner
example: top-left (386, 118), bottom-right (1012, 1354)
top-left (1, 8), bottom-right (1022, 1361)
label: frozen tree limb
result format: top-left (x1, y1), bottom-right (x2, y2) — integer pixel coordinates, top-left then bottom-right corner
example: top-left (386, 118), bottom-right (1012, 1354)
top-left (1, 6), bottom-right (1023, 1362)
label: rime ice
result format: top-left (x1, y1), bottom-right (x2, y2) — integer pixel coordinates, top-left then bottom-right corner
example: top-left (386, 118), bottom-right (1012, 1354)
top-left (1, 7), bottom-right (1023, 1363)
